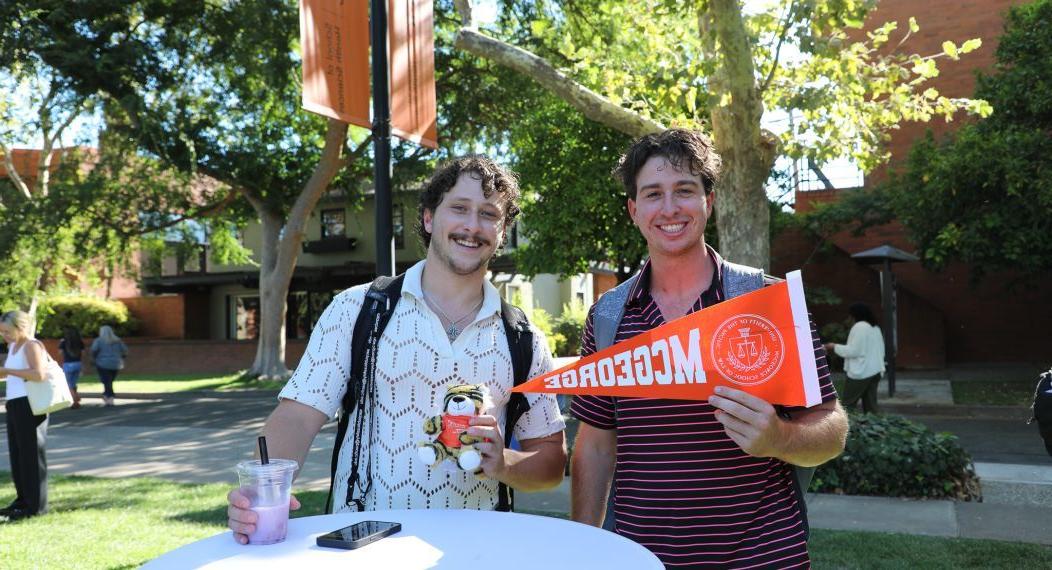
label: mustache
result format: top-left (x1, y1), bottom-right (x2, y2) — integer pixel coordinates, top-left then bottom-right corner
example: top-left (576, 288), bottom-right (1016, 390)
top-left (449, 232), bottom-right (492, 247)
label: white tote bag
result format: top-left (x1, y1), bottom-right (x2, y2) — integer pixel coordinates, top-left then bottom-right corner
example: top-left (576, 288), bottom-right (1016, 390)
top-left (25, 345), bottom-right (74, 416)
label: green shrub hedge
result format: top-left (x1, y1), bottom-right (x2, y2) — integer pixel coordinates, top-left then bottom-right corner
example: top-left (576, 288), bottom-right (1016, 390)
top-left (812, 412), bottom-right (981, 500)
top-left (36, 296), bottom-right (138, 338)
top-left (552, 300), bottom-right (587, 357)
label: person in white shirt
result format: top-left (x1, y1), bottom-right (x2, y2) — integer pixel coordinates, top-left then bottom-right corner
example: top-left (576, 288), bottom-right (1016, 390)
top-left (226, 156), bottom-right (566, 544)
top-left (0, 310), bottom-right (50, 521)
top-left (824, 302), bottom-right (886, 413)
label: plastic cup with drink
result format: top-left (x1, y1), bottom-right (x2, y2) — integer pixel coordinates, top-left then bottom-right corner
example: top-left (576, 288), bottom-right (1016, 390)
top-left (235, 437), bottom-right (298, 545)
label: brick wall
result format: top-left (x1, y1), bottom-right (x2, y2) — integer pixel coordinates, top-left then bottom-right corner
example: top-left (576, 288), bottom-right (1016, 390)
top-left (120, 296), bottom-right (185, 339)
top-left (38, 338), bottom-right (309, 375)
top-left (860, 0), bottom-right (1024, 184)
top-left (772, 228), bottom-right (947, 369)
top-left (779, 1), bottom-right (1051, 367)
top-left (772, 222), bottom-right (1051, 366)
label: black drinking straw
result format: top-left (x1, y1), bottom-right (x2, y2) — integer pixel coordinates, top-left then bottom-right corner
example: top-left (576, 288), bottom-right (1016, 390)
top-left (258, 436), bottom-right (270, 465)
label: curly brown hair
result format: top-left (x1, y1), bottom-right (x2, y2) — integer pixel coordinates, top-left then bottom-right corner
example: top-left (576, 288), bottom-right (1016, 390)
top-left (612, 128), bottom-right (722, 199)
top-left (416, 155), bottom-right (521, 248)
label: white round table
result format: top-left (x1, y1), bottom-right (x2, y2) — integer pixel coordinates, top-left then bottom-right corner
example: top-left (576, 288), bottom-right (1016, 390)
top-left (143, 509), bottom-right (662, 569)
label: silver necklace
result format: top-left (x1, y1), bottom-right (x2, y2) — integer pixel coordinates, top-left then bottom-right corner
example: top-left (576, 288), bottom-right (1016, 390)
top-left (424, 293), bottom-right (484, 341)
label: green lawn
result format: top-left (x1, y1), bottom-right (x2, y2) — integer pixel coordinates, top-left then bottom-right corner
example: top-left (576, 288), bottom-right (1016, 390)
top-left (0, 471), bottom-right (328, 569)
top-left (1, 472), bottom-right (1049, 569)
top-left (808, 529), bottom-right (1052, 569)
top-left (951, 381), bottom-right (1036, 406)
top-left (0, 372), bottom-right (286, 395)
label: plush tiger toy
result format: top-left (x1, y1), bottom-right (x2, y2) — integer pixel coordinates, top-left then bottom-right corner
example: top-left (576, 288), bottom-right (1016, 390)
top-left (417, 384), bottom-right (491, 471)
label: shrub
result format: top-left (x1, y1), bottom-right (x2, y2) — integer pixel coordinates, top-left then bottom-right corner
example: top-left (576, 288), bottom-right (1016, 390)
top-left (552, 299), bottom-right (587, 357)
top-left (812, 412), bottom-right (981, 501)
top-left (36, 296), bottom-right (139, 338)
top-left (522, 304), bottom-right (561, 356)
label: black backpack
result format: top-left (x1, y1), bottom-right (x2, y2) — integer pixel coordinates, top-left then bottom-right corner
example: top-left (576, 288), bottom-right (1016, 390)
top-left (1028, 367), bottom-right (1052, 456)
top-left (325, 274), bottom-right (535, 513)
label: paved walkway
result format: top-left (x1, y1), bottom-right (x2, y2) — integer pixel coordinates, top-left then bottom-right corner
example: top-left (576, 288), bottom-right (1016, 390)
top-left (1, 383), bottom-right (1050, 547)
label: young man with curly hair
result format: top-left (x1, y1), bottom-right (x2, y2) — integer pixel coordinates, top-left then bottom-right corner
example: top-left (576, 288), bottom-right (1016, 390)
top-left (227, 156), bottom-right (566, 543)
top-left (571, 129), bottom-right (848, 568)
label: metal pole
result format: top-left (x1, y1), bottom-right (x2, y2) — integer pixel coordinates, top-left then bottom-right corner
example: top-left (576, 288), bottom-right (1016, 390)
top-left (371, 0), bottom-right (395, 277)
top-left (881, 259), bottom-right (897, 397)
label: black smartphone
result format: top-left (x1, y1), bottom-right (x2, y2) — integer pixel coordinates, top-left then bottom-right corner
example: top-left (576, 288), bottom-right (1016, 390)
top-left (316, 520), bottom-right (402, 550)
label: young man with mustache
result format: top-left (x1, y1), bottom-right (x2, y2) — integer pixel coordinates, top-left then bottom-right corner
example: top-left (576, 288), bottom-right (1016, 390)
top-left (227, 156), bottom-right (566, 543)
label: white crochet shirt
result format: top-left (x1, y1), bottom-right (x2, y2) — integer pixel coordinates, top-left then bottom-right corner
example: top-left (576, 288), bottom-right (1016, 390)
top-left (280, 260), bottom-right (565, 512)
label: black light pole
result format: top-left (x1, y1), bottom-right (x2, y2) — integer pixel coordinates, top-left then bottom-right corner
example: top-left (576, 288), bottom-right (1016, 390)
top-left (879, 259), bottom-right (898, 396)
top-left (851, 245), bottom-right (918, 398)
top-left (371, 0), bottom-right (395, 277)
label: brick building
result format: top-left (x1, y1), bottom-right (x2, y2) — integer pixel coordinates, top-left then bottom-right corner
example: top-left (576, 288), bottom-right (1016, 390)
top-left (773, 0), bottom-right (1050, 369)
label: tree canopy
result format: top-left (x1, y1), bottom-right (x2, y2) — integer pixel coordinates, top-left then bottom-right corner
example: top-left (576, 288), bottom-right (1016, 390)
top-left (454, 0), bottom-right (991, 270)
top-left (811, 0), bottom-right (1052, 280)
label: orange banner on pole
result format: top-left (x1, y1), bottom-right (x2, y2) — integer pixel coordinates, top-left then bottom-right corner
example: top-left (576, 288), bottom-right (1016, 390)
top-left (513, 271), bottom-right (823, 407)
top-left (388, 0), bottom-right (438, 148)
top-left (300, 0), bottom-right (371, 128)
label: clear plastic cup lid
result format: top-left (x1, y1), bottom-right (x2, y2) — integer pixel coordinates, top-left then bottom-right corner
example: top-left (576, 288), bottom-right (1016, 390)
top-left (236, 458), bottom-right (298, 476)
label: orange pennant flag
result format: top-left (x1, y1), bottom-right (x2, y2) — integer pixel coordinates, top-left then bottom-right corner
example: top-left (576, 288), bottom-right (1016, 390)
top-left (513, 271), bottom-right (823, 407)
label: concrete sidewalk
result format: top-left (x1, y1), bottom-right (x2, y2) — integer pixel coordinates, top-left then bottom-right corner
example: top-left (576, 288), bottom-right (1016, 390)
top-left (2, 389), bottom-right (1051, 547)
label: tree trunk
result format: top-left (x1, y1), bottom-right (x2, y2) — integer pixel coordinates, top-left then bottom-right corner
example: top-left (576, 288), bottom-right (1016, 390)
top-left (249, 208), bottom-right (291, 380)
top-left (704, 0), bottom-right (779, 270)
top-left (26, 266), bottom-right (50, 319)
top-left (245, 120), bottom-right (351, 379)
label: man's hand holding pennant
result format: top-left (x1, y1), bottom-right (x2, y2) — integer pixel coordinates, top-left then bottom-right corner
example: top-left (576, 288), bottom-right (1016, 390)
top-left (513, 270), bottom-right (823, 407)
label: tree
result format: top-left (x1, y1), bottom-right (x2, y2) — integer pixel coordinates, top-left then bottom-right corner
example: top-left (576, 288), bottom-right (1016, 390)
top-left (452, 0), bottom-right (991, 270)
top-left (0, 44), bottom-right (97, 312)
top-left (1, 0), bottom-right (374, 378)
top-left (510, 94), bottom-right (644, 282)
top-left (6, 0), bottom-right (521, 378)
top-left (879, 0), bottom-right (1052, 279)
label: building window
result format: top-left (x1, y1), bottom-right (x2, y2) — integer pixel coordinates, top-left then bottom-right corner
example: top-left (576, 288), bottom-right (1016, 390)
top-left (393, 207), bottom-right (405, 249)
top-left (286, 291), bottom-right (335, 339)
top-left (287, 292), bottom-right (309, 340)
top-left (321, 208), bottom-right (346, 239)
top-left (235, 296), bottom-right (261, 340)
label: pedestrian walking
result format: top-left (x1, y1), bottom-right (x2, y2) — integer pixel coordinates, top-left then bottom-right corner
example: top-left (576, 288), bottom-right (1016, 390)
top-left (90, 325), bottom-right (128, 407)
top-left (59, 326), bottom-right (84, 409)
top-left (825, 302), bottom-right (886, 413)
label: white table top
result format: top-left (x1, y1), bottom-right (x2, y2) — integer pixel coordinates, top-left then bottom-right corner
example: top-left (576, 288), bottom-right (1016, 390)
top-left (143, 509), bottom-right (662, 569)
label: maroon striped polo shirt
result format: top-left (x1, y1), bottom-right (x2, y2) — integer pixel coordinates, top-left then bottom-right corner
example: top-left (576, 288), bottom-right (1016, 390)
top-left (572, 251), bottom-right (837, 568)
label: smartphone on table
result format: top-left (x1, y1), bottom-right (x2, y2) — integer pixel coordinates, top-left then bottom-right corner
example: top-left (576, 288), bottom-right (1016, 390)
top-left (316, 520), bottom-right (402, 550)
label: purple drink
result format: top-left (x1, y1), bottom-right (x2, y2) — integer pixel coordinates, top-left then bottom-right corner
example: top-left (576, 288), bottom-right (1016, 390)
top-left (249, 503), bottom-right (290, 545)
top-left (236, 458), bottom-right (298, 546)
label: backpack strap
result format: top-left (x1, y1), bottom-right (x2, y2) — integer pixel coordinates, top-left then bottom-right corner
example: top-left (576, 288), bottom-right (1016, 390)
top-left (589, 273), bottom-right (639, 530)
top-left (495, 299), bottom-right (535, 512)
top-left (325, 273), bottom-right (405, 514)
top-left (721, 259), bottom-right (767, 296)
top-left (593, 273), bottom-right (639, 352)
